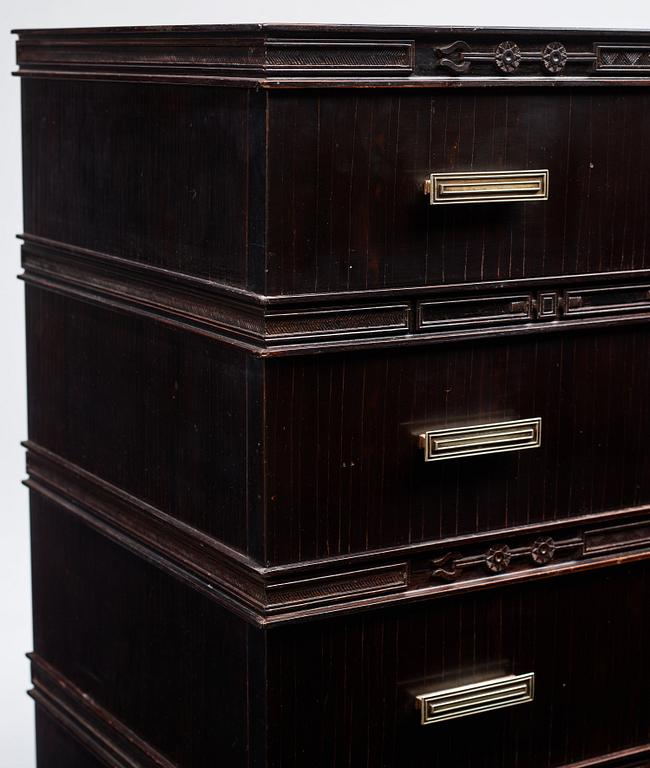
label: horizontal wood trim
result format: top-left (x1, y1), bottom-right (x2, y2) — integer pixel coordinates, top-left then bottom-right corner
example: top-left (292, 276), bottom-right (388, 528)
top-left (262, 76), bottom-right (650, 89)
top-left (19, 237), bottom-right (650, 358)
top-left (13, 26), bottom-right (650, 86)
top-left (25, 441), bottom-right (650, 626)
top-left (559, 745), bottom-right (650, 768)
top-left (22, 233), bottom-right (650, 306)
top-left (29, 654), bottom-right (178, 768)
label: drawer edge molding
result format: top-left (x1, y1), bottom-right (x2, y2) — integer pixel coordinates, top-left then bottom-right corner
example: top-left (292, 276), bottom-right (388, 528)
top-left (560, 746), bottom-right (650, 768)
top-left (24, 441), bottom-right (650, 626)
top-left (29, 654), bottom-right (178, 768)
top-left (19, 236), bottom-right (650, 358)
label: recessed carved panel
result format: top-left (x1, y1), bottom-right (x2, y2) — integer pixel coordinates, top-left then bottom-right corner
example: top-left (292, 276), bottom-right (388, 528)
top-left (596, 45), bottom-right (650, 71)
top-left (265, 40), bottom-right (414, 72)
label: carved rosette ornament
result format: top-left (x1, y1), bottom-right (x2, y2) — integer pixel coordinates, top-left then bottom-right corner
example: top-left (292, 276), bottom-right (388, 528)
top-left (543, 42), bottom-right (568, 73)
top-left (485, 545), bottom-right (512, 573)
top-left (495, 41), bottom-right (522, 73)
top-left (531, 537), bottom-right (556, 565)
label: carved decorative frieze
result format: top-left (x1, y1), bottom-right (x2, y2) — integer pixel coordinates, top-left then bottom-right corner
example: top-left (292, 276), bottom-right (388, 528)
top-left (19, 237), bottom-right (650, 358)
top-left (431, 534), bottom-right (580, 582)
top-left (434, 39), bottom-right (596, 75)
top-left (596, 45), bottom-right (650, 71)
top-left (427, 519), bottom-right (650, 587)
top-left (13, 27), bottom-right (650, 86)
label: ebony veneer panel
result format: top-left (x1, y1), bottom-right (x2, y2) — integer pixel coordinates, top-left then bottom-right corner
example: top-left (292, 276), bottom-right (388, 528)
top-left (21, 78), bottom-right (266, 290)
top-left (21, 78), bottom-right (650, 299)
top-left (35, 710), bottom-right (108, 768)
top-left (30, 492), bottom-right (264, 768)
top-left (261, 324), bottom-right (650, 562)
top-left (27, 283), bottom-right (650, 566)
top-left (31, 490), bottom-right (650, 768)
top-left (266, 88), bottom-right (650, 294)
top-left (25, 285), bottom-right (264, 558)
top-left (16, 23), bottom-right (650, 768)
top-left (266, 560), bottom-right (650, 768)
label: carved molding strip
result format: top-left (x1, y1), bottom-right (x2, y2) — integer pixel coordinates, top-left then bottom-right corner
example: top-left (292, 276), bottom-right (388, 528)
top-left (20, 237), bottom-right (650, 358)
top-left (434, 40), bottom-right (650, 76)
top-left (20, 239), bottom-right (412, 351)
top-left (24, 441), bottom-right (650, 626)
top-left (266, 563), bottom-right (409, 609)
top-left (560, 746), bottom-right (650, 768)
top-left (596, 45), bottom-right (650, 71)
top-left (16, 37), bottom-right (265, 70)
top-left (13, 28), bottom-right (650, 86)
top-left (265, 39), bottom-right (414, 72)
top-left (25, 443), bottom-right (409, 625)
top-left (434, 39), bottom-right (595, 75)
top-left (30, 654), bottom-right (178, 768)
top-left (424, 518), bottom-right (650, 586)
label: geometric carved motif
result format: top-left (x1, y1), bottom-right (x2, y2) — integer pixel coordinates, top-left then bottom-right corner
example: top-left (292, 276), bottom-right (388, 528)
top-left (597, 46), bottom-right (650, 70)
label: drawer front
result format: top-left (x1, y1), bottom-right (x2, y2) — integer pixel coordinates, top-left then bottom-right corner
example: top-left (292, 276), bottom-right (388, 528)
top-left (266, 89), bottom-right (650, 294)
top-left (267, 563), bottom-right (650, 768)
top-left (264, 324), bottom-right (650, 563)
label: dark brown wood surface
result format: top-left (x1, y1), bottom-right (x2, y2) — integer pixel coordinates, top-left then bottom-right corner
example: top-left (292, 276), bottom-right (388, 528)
top-left (25, 279), bottom-right (650, 566)
top-left (21, 78), bottom-right (267, 291)
top-left (35, 710), bottom-right (108, 768)
top-left (25, 284), bottom-right (265, 557)
top-left (264, 325), bottom-right (650, 562)
top-left (30, 492), bottom-right (265, 768)
top-left (15, 23), bottom-right (650, 768)
top-left (266, 88), bottom-right (650, 294)
top-left (266, 561), bottom-right (650, 768)
top-left (30, 490), bottom-right (650, 768)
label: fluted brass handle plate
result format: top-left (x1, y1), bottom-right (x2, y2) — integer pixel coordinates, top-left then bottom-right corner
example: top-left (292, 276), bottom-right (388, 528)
top-left (424, 170), bottom-right (549, 205)
top-left (415, 673), bottom-right (535, 725)
top-left (419, 417), bottom-right (541, 462)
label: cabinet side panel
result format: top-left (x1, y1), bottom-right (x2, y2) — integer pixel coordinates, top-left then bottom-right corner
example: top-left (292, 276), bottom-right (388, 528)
top-left (25, 285), bottom-right (256, 554)
top-left (21, 79), bottom-right (265, 290)
top-left (30, 491), bottom-right (265, 767)
top-left (35, 708), bottom-right (108, 768)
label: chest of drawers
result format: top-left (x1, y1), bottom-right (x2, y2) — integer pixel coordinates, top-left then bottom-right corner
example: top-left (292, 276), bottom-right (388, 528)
top-left (14, 24), bottom-right (650, 768)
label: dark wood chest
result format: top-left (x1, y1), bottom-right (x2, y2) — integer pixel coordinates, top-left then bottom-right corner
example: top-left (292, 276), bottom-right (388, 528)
top-left (14, 24), bottom-right (650, 768)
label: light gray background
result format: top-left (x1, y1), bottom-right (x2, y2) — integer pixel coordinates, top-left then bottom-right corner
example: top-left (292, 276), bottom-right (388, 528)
top-left (1, 1), bottom-right (648, 765)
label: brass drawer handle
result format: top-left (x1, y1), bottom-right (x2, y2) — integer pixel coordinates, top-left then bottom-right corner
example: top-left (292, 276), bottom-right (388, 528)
top-left (415, 673), bottom-right (535, 725)
top-left (419, 417), bottom-right (542, 462)
top-left (424, 170), bottom-right (549, 205)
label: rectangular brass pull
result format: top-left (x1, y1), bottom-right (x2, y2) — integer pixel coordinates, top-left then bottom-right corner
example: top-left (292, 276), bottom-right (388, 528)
top-left (419, 417), bottom-right (541, 462)
top-left (424, 170), bottom-right (549, 205)
top-left (415, 673), bottom-right (535, 725)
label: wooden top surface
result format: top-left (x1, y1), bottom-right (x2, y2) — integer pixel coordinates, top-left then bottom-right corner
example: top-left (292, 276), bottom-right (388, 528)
top-left (11, 24), bottom-right (650, 36)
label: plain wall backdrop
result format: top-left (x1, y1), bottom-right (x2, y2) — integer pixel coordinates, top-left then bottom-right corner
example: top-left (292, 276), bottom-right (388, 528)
top-left (1, 1), bottom-right (648, 765)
